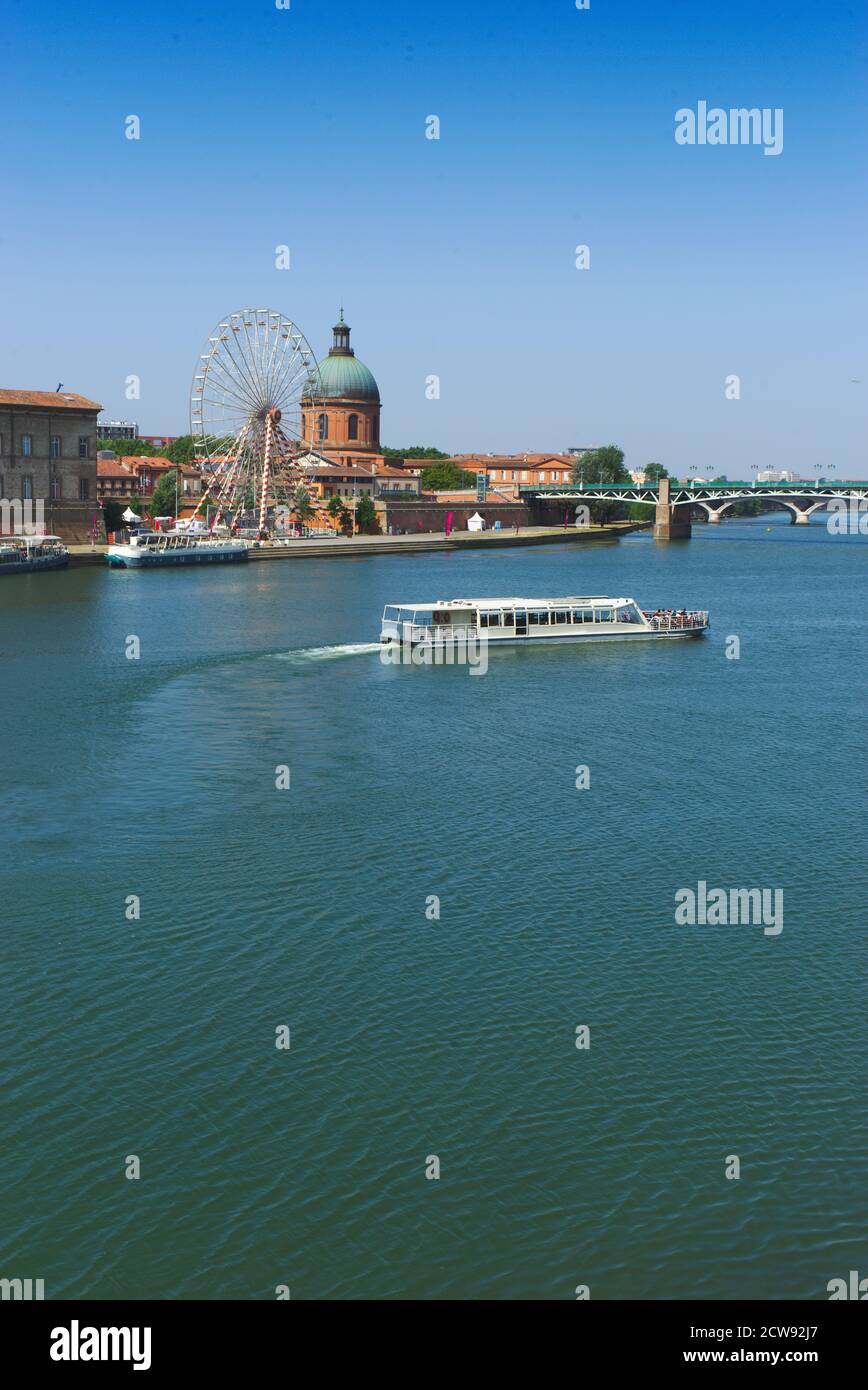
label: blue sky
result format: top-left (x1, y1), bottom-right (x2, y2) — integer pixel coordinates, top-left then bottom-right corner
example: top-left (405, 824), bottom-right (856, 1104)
top-left (2, 0), bottom-right (865, 475)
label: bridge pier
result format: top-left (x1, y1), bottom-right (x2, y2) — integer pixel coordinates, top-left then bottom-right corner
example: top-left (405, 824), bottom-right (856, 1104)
top-left (653, 477), bottom-right (691, 540)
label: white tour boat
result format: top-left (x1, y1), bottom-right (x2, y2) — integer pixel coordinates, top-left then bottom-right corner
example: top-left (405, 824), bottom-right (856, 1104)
top-left (380, 596), bottom-right (709, 647)
top-left (106, 531), bottom-right (249, 568)
top-left (0, 534), bottom-right (69, 574)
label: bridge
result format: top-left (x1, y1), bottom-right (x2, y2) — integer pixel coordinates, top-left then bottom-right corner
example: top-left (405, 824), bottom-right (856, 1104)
top-left (520, 479), bottom-right (868, 540)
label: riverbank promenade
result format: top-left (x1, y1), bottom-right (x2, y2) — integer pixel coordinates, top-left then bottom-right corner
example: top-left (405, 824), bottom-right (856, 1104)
top-left (67, 521), bottom-right (645, 566)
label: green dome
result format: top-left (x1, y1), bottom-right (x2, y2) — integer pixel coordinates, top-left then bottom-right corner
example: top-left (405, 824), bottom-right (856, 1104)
top-left (303, 313), bottom-right (380, 403)
top-left (312, 352), bottom-right (380, 403)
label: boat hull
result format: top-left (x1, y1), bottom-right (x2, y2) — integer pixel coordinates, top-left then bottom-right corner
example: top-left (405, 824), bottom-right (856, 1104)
top-left (0, 555), bottom-right (69, 575)
top-left (107, 546), bottom-right (248, 568)
top-left (387, 627), bottom-right (707, 650)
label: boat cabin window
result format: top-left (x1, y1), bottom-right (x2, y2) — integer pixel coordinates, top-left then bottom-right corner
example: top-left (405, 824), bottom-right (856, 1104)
top-left (500, 610), bottom-right (514, 627)
top-left (384, 606), bottom-right (401, 622)
top-left (572, 608), bottom-right (593, 624)
top-left (594, 607), bottom-right (614, 623)
top-left (528, 609), bottom-right (549, 625)
top-left (552, 608), bottom-right (570, 625)
top-left (478, 610), bottom-right (501, 628)
top-left (617, 603), bottom-right (643, 624)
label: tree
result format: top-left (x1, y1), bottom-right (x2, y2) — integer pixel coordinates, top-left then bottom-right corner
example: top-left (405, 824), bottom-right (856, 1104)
top-left (382, 445), bottom-right (450, 460)
top-left (570, 445), bottom-right (630, 522)
top-left (355, 494), bottom-right (379, 534)
top-left (325, 494), bottom-right (352, 534)
top-left (420, 461), bottom-right (479, 491)
top-left (96, 438), bottom-right (159, 457)
top-left (164, 435), bottom-right (198, 467)
top-left (570, 445), bottom-right (630, 485)
top-left (150, 470), bottom-right (179, 517)
top-left (102, 500), bottom-right (127, 534)
top-left (644, 462), bottom-right (669, 482)
top-left (293, 486), bottom-right (315, 522)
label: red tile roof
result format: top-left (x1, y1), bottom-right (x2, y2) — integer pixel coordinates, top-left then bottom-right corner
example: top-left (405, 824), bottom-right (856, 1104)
top-left (0, 389), bottom-right (103, 411)
top-left (97, 455), bottom-right (173, 476)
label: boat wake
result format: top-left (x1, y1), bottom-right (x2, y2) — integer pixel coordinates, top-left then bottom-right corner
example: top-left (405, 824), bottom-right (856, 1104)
top-left (272, 642), bottom-right (381, 664)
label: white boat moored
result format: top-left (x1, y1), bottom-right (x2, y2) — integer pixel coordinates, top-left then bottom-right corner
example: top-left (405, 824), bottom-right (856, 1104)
top-left (106, 531), bottom-right (249, 568)
top-left (380, 596), bottom-right (709, 647)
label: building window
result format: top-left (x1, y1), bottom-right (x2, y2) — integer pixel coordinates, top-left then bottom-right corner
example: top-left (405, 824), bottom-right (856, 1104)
top-left (51, 475), bottom-right (62, 500)
top-left (79, 477), bottom-right (90, 500)
top-left (521, 470), bottom-right (527, 481)
top-left (317, 413), bottom-right (328, 441)
top-left (372, 416), bottom-right (378, 444)
top-left (22, 433), bottom-right (32, 457)
top-left (50, 435), bottom-right (61, 458)
top-left (348, 414), bottom-right (358, 440)
top-left (552, 471), bottom-right (559, 481)
top-left (78, 436), bottom-right (90, 458)
top-left (22, 475), bottom-right (34, 499)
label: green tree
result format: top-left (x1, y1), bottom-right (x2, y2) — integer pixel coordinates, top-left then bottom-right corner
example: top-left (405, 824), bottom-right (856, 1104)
top-left (150, 470), bottom-right (179, 517)
top-left (164, 435), bottom-right (198, 466)
top-left (382, 446), bottom-right (450, 460)
top-left (644, 462), bottom-right (669, 482)
top-left (570, 445), bottom-right (630, 522)
top-left (420, 462), bottom-right (479, 491)
top-left (294, 486), bottom-right (315, 522)
top-left (96, 438), bottom-right (159, 457)
top-left (355, 494), bottom-right (379, 534)
top-left (101, 500), bottom-right (126, 533)
top-left (325, 494), bottom-right (352, 534)
top-left (570, 445), bottom-right (630, 485)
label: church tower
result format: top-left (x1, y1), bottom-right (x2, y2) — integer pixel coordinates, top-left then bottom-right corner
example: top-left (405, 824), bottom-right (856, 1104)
top-left (301, 312), bottom-right (382, 463)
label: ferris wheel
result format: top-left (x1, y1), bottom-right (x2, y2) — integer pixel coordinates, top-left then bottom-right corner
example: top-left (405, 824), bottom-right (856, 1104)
top-left (190, 309), bottom-right (321, 534)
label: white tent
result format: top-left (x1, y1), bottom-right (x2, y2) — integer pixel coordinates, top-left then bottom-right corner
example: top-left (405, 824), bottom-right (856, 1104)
top-left (121, 507), bottom-right (141, 522)
top-left (467, 512), bottom-right (485, 532)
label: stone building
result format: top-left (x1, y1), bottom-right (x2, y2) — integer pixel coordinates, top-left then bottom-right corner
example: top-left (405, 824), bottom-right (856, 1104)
top-left (0, 388), bottom-right (102, 540)
top-left (301, 314), bottom-right (385, 467)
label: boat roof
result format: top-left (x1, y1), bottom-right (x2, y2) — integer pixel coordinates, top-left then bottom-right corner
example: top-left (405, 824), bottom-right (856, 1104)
top-left (0, 533), bottom-right (64, 544)
top-left (390, 596), bottom-right (631, 608)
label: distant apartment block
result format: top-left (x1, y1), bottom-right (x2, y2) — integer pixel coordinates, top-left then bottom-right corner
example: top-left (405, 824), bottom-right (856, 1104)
top-left (756, 468), bottom-right (802, 483)
top-left (97, 418), bottom-right (139, 440)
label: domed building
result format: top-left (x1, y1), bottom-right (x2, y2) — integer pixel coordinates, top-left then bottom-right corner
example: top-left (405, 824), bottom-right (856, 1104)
top-left (301, 312), bottom-right (382, 465)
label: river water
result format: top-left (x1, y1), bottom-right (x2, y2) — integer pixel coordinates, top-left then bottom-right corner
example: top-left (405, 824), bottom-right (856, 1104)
top-left (1, 515), bottom-right (865, 1299)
